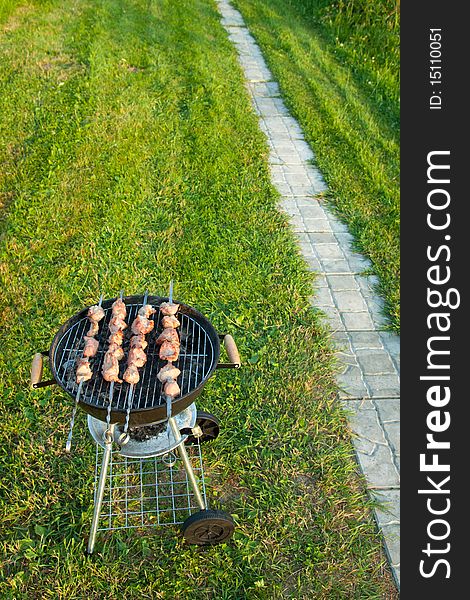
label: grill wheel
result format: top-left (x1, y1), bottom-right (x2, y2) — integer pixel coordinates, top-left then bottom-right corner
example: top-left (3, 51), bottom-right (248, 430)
top-left (181, 509), bottom-right (235, 545)
top-left (183, 411), bottom-right (220, 445)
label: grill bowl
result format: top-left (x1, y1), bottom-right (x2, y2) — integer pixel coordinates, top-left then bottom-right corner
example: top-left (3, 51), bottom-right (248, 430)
top-left (49, 295), bottom-right (220, 426)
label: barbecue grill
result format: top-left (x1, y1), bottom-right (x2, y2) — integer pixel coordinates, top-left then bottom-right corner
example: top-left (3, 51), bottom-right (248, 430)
top-left (31, 292), bottom-right (240, 552)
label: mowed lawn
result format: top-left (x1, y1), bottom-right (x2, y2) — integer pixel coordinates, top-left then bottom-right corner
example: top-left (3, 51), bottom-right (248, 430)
top-left (0, 0), bottom-right (396, 597)
top-left (234, 0), bottom-right (400, 331)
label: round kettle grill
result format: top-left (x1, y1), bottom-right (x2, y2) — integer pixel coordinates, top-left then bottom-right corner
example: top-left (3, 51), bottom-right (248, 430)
top-left (31, 292), bottom-right (240, 552)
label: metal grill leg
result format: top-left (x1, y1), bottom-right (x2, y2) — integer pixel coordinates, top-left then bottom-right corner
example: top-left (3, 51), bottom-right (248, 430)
top-left (87, 425), bottom-right (115, 554)
top-left (168, 417), bottom-right (206, 510)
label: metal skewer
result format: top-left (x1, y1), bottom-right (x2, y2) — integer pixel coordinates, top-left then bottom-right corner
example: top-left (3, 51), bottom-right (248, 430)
top-left (65, 380), bottom-right (84, 453)
top-left (169, 279), bottom-right (173, 304)
top-left (66, 293), bottom-right (103, 453)
top-left (118, 290), bottom-right (150, 446)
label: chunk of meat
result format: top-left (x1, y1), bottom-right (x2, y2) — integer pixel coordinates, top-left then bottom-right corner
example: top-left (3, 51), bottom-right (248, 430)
top-left (83, 335), bottom-right (99, 358)
top-left (88, 305), bottom-right (105, 322)
top-left (123, 364), bottom-right (140, 385)
top-left (107, 342), bottom-right (124, 361)
top-left (130, 334), bottom-right (148, 350)
top-left (156, 328), bottom-right (179, 345)
top-left (157, 363), bottom-right (181, 384)
top-left (87, 320), bottom-right (99, 337)
top-left (160, 302), bottom-right (179, 316)
top-left (164, 378), bottom-right (180, 399)
top-left (76, 357), bottom-right (93, 383)
top-left (159, 340), bottom-right (180, 362)
top-left (108, 330), bottom-right (124, 346)
top-left (131, 315), bottom-right (154, 335)
top-left (112, 298), bottom-right (127, 320)
top-left (138, 304), bottom-right (156, 318)
top-left (161, 315), bottom-right (180, 329)
top-left (127, 346), bottom-right (147, 368)
top-left (108, 315), bottom-right (127, 334)
top-left (102, 353), bottom-right (122, 383)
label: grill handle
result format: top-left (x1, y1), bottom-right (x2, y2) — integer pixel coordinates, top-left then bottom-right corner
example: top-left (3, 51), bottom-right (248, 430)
top-left (30, 352), bottom-right (56, 389)
top-left (217, 334), bottom-right (241, 369)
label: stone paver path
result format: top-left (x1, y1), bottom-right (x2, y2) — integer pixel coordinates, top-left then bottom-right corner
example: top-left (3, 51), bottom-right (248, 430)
top-left (217, 0), bottom-right (400, 588)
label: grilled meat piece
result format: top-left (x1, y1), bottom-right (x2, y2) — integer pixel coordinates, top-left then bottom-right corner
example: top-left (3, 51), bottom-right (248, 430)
top-left (123, 364), bottom-right (140, 385)
top-left (102, 353), bottom-right (122, 383)
top-left (107, 342), bottom-right (124, 361)
top-left (159, 340), bottom-right (180, 362)
top-left (112, 297), bottom-right (127, 320)
top-left (127, 346), bottom-right (147, 368)
top-left (131, 315), bottom-right (154, 335)
top-left (108, 316), bottom-right (128, 335)
top-left (164, 378), bottom-right (180, 399)
top-left (76, 357), bottom-right (93, 383)
top-left (83, 335), bottom-right (99, 358)
top-left (156, 328), bottom-right (179, 345)
top-left (138, 304), bottom-right (156, 318)
top-left (160, 302), bottom-right (179, 316)
top-left (87, 320), bottom-right (99, 337)
top-left (130, 334), bottom-right (148, 350)
top-left (161, 315), bottom-right (180, 329)
top-left (157, 363), bottom-right (181, 384)
top-left (108, 330), bottom-right (124, 346)
top-left (88, 305), bottom-right (105, 322)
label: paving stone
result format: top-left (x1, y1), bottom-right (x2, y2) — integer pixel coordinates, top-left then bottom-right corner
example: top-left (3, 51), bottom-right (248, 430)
top-left (365, 374), bottom-right (400, 398)
top-left (308, 232), bottom-right (338, 244)
top-left (342, 311), bottom-right (375, 330)
top-left (373, 398), bottom-right (400, 423)
top-left (383, 422), bottom-right (400, 459)
top-left (355, 349), bottom-right (397, 375)
top-left (337, 366), bottom-right (369, 398)
top-left (318, 258), bottom-right (352, 273)
top-left (298, 204), bottom-right (328, 220)
top-left (370, 489), bottom-right (400, 526)
top-left (312, 286), bottom-right (335, 307)
top-left (313, 273), bottom-right (329, 288)
top-left (326, 274), bottom-right (360, 291)
top-left (314, 243), bottom-right (345, 260)
top-left (332, 290), bottom-right (368, 312)
top-left (330, 330), bottom-right (351, 352)
top-left (301, 218), bottom-right (332, 233)
top-left (381, 523), bottom-right (400, 570)
top-left (349, 331), bottom-right (384, 350)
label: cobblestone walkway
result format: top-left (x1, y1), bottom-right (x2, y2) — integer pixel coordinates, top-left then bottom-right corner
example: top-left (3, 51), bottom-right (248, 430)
top-left (217, 0), bottom-right (400, 587)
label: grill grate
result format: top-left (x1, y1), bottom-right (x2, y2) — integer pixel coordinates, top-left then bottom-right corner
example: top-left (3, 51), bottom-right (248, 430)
top-left (53, 301), bottom-right (215, 414)
top-left (94, 441), bottom-right (207, 530)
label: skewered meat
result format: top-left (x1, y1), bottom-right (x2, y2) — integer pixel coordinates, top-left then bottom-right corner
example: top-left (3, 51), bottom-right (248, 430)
top-left (108, 330), bottom-right (124, 346)
top-left (159, 340), bottom-right (180, 362)
top-left (83, 335), bottom-right (99, 358)
top-left (102, 353), bottom-right (122, 383)
top-left (107, 342), bottom-right (124, 361)
top-left (160, 302), bottom-right (179, 316)
top-left (88, 305), bottom-right (105, 322)
top-left (128, 346), bottom-right (147, 368)
top-left (156, 328), bottom-right (179, 345)
top-left (87, 321), bottom-right (99, 336)
top-left (164, 378), bottom-right (180, 399)
top-left (123, 364), bottom-right (140, 384)
top-left (76, 357), bottom-right (93, 383)
top-left (138, 304), bottom-right (156, 318)
top-left (130, 334), bottom-right (148, 350)
top-left (161, 315), bottom-right (180, 329)
top-left (131, 315), bottom-right (154, 335)
top-left (112, 297), bottom-right (127, 320)
top-left (157, 363), bottom-right (181, 383)
top-left (108, 315), bottom-right (127, 334)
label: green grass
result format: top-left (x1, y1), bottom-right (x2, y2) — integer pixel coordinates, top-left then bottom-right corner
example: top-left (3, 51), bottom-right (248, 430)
top-left (233, 0), bottom-right (400, 331)
top-left (0, 0), bottom-right (397, 597)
